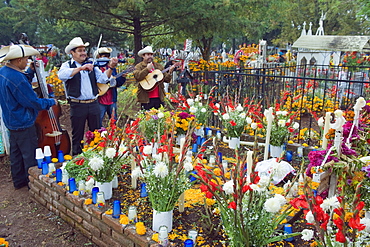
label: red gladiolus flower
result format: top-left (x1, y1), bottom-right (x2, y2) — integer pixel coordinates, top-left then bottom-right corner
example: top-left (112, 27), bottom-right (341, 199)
top-left (205, 191), bottom-right (213, 199)
top-left (228, 201), bottom-right (237, 210)
top-left (335, 230), bottom-right (346, 243)
top-left (230, 120), bottom-right (237, 126)
top-left (76, 158), bottom-right (85, 166)
top-left (333, 218), bottom-right (344, 230)
top-left (199, 184), bottom-right (208, 193)
top-left (242, 185), bottom-right (251, 193)
top-left (290, 195), bottom-right (309, 209)
top-left (356, 201), bottom-right (365, 211)
top-left (349, 216), bottom-right (366, 231)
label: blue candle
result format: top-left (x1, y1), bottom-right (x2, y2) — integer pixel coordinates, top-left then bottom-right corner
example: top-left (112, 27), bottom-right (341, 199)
top-left (41, 162), bottom-right (49, 175)
top-left (112, 200), bottom-right (121, 218)
top-left (184, 239), bottom-right (194, 247)
top-left (92, 187), bottom-right (99, 204)
top-left (192, 144), bottom-right (198, 153)
top-left (196, 136), bottom-right (201, 146)
top-left (218, 152), bottom-right (222, 163)
top-left (37, 158), bottom-right (43, 169)
top-left (189, 171), bottom-right (197, 182)
top-left (286, 151), bottom-right (293, 162)
top-left (284, 224), bottom-right (294, 242)
top-left (44, 155), bottom-right (51, 163)
top-left (140, 183), bottom-right (148, 197)
top-left (57, 150), bottom-right (64, 162)
top-left (56, 169), bottom-right (62, 183)
top-left (68, 178), bottom-right (77, 193)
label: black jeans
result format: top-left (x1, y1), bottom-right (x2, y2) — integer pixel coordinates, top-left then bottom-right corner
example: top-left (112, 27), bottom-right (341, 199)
top-left (70, 101), bottom-right (101, 155)
top-left (141, 98), bottom-right (163, 110)
top-left (9, 125), bottom-right (38, 188)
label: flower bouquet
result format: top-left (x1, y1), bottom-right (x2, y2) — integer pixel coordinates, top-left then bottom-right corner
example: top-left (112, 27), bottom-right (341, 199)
top-left (137, 106), bottom-right (172, 142)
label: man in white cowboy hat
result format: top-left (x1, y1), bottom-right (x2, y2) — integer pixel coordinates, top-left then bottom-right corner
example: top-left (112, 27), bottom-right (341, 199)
top-left (58, 37), bottom-right (119, 155)
top-left (96, 47), bottom-right (127, 126)
top-left (133, 46), bottom-right (177, 110)
top-left (0, 44), bottom-right (57, 190)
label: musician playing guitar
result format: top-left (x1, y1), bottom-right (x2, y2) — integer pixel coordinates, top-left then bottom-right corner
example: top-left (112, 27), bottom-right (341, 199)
top-left (133, 46), bottom-right (177, 110)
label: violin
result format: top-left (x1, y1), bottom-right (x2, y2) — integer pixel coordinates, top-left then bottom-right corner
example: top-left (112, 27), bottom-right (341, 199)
top-left (82, 57), bottom-right (126, 67)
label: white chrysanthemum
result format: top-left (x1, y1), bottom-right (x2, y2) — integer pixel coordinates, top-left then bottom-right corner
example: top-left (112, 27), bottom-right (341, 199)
top-left (201, 108), bottom-right (207, 113)
top-left (118, 144), bottom-right (127, 154)
top-left (276, 111), bottom-right (288, 116)
top-left (195, 95), bottom-right (201, 102)
top-left (198, 102), bottom-right (203, 107)
top-left (153, 162), bottom-right (168, 178)
top-left (236, 105), bottom-right (243, 111)
top-left (222, 113), bottom-right (230, 120)
top-left (251, 122), bottom-right (258, 129)
top-left (318, 117), bottom-right (324, 127)
top-left (85, 177), bottom-right (95, 192)
top-left (305, 210), bottom-right (315, 224)
top-left (239, 112), bottom-right (246, 118)
top-left (143, 145), bottom-right (152, 155)
top-left (360, 218), bottom-right (370, 233)
top-left (274, 194), bottom-right (286, 205)
top-left (264, 197), bottom-right (282, 213)
top-left (187, 98), bottom-right (194, 106)
top-left (292, 122), bottom-right (299, 129)
top-left (258, 176), bottom-right (270, 188)
top-left (189, 106), bottom-right (197, 113)
top-left (301, 229), bottom-right (314, 241)
top-left (222, 180), bottom-right (234, 194)
top-left (157, 112), bottom-right (164, 118)
top-left (183, 161), bottom-right (193, 172)
top-left (131, 167), bottom-right (143, 179)
top-left (246, 117), bottom-right (252, 124)
top-left (105, 147), bottom-right (116, 159)
top-left (89, 157), bottom-right (104, 171)
top-left (320, 196), bottom-right (340, 212)
top-left (250, 184), bottom-right (263, 192)
top-left (278, 119), bottom-right (286, 127)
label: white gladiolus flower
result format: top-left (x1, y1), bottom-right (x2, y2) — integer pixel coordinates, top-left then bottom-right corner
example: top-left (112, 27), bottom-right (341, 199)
top-left (250, 184), bottom-right (263, 192)
top-left (187, 98), bottom-right (194, 106)
top-left (183, 161), bottom-right (193, 172)
top-left (118, 144), bottom-right (127, 154)
top-left (189, 106), bottom-right (197, 113)
top-left (223, 180), bottom-right (234, 194)
top-left (251, 122), bottom-right (258, 129)
top-left (215, 103), bottom-right (220, 109)
top-left (100, 131), bottom-right (108, 137)
top-left (278, 119), bottom-right (286, 127)
top-left (292, 122), bottom-right (299, 129)
top-left (360, 218), bottom-right (370, 233)
top-left (198, 102), bottom-right (203, 106)
top-left (301, 229), bottom-right (314, 241)
top-left (354, 97), bottom-right (366, 111)
top-left (276, 111), bottom-right (288, 116)
top-left (222, 113), bottom-right (230, 120)
top-left (236, 105), bottom-right (243, 111)
top-left (334, 109), bottom-right (343, 118)
top-left (201, 108), bottom-right (207, 113)
top-left (306, 211), bottom-right (315, 224)
top-left (143, 145), bottom-right (153, 155)
top-left (264, 197), bottom-right (282, 213)
top-left (318, 117), bottom-right (324, 127)
top-left (239, 112), bottom-right (246, 118)
top-left (153, 162), bottom-right (168, 178)
top-left (131, 167), bottom-right (142, 179)
top-left (246, 117), bottom-right (252, 124)
top-left (320, 196), bottom-right (340, 212)
top-left (157, 112), bottom-right (164, 118)
top-left (105, 147), bottom-right (116, 159)
top-left (258, 176), bottom-right (270, 188)
top-left (89, 157), bottom-right (104, 171)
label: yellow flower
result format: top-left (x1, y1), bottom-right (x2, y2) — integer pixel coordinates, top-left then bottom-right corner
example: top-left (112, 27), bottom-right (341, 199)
top-left (119, 214), bottom-right (129, 225)
top-left (135, 222), bottom-right (146, 235)
top-left (213, 168), bottom-right (222, 176)
top-left (84, 199), bottom-right (93, 205)
top-left (206, 198), bottom-right (216, 206)
top-left (152, 233), bottom-right (159, 242)
top-left (345, 212), bottom-right (354, 222)
top-left (302, 143), bottom-right (309, 147)
top-left (0, 238), bottom-right (9, 247)
top-left (72, 191), bottom-right (79, 196)
top-left (288, 140), bottom-right (294, 144)
top-left (105, 209), bottom-right (113, 215)
top-left (52, 158), bottom-right (58, 163)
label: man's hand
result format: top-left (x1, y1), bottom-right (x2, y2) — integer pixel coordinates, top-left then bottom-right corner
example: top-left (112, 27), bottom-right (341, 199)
top-left (108, 57), bottom-right (118, 68)
top-left (146, 62), bottom-right (154, 71)
top-left (80, 63), bottom-right (94, 71)
top-left (29, 61), bottom-right (39, 71)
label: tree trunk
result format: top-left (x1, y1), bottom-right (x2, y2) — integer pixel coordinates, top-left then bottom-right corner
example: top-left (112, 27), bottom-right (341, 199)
top-left (133, 16), bottom-right (143, 64)
top-left (196, 37), bottom-right (213, 61)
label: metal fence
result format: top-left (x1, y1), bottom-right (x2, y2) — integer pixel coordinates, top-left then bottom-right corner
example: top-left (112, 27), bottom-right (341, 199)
top-left (190, 64), bottom-right (370, 145)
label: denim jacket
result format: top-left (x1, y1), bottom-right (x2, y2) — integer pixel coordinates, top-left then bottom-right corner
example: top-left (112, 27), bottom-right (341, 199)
top-left (0, 65), bottom-right (55, 130)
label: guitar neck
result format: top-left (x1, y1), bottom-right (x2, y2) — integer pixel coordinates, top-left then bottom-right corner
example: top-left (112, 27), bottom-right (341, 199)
top-left (114, 66), bottom-right (134, 78)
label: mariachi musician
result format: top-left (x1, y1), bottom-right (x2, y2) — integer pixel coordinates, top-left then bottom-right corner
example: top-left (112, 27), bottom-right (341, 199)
top-left (58, 37), bottom-right (118, 155)
top-left (133, 46), bottom-right (177, 110)
top-left (0, 44), bottom-right (57, 190)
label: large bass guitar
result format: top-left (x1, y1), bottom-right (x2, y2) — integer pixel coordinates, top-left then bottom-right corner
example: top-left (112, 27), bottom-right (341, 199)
top-left (34, 59), bottom-right (71, 157)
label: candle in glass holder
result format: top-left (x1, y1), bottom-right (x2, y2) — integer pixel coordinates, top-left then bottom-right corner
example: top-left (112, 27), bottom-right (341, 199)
top-left (209, 155), bottom-right (215, 166)
top-left (184, 239), bottom-right (194, 247)
top-left (57, 150), bottom-right (64, 162)
top-left (112, 200), bottom-right (121, 218)
top-left (188, 229), bottom-right (198, 244)
top-left (41, 162), bottom-right (49, 175)
top-left (216, 130), bottom-right (221, 140)
top-left (78, 180), bottom-right (86, 196)
top-left (92, 187), bottom-right (99, 204)
top-left (222, 160), bottom-right (228, 173)
top-left (128, 206), bottom-right (137, 223)
top-left (55, 169), bottom-right (62, 183)
top-left (48, 163), bottom-right (55, 175)
top-left (96, 192), bottom-right (105, 207)
top-left (68, 178), bottom-right (77, 193)
top-left (158, 225), bottom-right (169, 246)
top-left (140, 183), bottom-right (148, 197)
top-left (43, 145), bottom-right (52, 163)
top-left (35, 148), bottom-right (44, 169)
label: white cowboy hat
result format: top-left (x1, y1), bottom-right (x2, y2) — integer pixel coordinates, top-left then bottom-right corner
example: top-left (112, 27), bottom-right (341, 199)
top-left (65, 37), bottom-right (89, 54)
top-left (0, 45), bottom-right (39, 62)
top-left (98, 47), bottom-right (112, 54)
top-left (138, 46), bottom-right (154, 57)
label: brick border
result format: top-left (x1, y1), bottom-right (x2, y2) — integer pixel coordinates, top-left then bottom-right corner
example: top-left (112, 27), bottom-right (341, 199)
top-left (28, 167), bottom-right (158, 247)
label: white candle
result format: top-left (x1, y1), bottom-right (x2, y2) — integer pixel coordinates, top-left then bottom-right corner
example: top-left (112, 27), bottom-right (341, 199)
top-left (131, 158), bottom-right (137, 189)
top-left (179, 137), bottom-right (185, 160)
top-left (247, 150), bottom-right (253, 183)
top-left (179, 192), bottom-right (185, 212)
top-left (321, 112), bottom-right (331, 149)
top-left (263, 107), bottom-right (274, 160)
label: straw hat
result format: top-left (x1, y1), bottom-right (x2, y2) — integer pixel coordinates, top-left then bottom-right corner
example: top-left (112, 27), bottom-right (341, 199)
top-left (0, 45), bottom-right (39, 62)
top-left (65, 37), bottom-right (89, 54)
top-left (138, 46), bottom-right (154, 57)
top-left (98, 47), bottom-right (112, 54)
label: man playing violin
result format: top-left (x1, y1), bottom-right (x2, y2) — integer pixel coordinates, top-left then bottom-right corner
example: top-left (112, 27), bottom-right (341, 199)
top-left (58, 37), bottom-right (118, 155)
top-left (133, 46), bottom-right (176, 110)
top-left (0, 45), bottom-right (57, 189)
top-left (95, 47), bottom-right (126, 127)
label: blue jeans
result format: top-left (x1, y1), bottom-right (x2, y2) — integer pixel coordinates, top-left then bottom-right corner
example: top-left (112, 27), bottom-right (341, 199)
top-left (99, 102), bottom-right (117, 126)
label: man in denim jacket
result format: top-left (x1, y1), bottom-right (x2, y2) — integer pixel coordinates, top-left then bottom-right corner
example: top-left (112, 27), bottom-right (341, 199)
top-left (0, 45), bottom-right (56, 189)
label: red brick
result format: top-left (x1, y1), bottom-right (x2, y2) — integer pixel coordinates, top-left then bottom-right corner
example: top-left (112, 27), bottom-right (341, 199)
top-left (66, 208), bottom-right (83, 224)
top-left (82, 220), bottom-right (101, 238)
top-left (112, 230), bottom-right (135, 247)
top-left (102, 214), bottom-right (123, 234)
top-left (74, 223), bottom-right (92, 240)
top-left (29, 176), bottom-right (34, 183)
top-left (84, 204), bottom-right (103, 220)
top-left (30, 193), bottom-right (47, 206)
top-left (73, 206), bottom-right (92, 222)
top-left (52, 199), bottom-right (67, 214)
top-left (40, 190), bottom-right (53, 204)
top-left (41, 175), bottom-right (54, 186)
top-left (29, 182), bottom-right (41, 195)
top-left (59, 211), bottom-right (76, 227)
top-left (52, 182), bottom-right (67, 196)
top-left (44, 186), bottom-right (60, 201)
top-left (92, 217), bottom-right (111, 236)
top-left (28, 166), bottom-right (41, 179)
top-left (92, 236), bottom-right (108, 247)
top-left (124, 226), bottom-right (154, 247)
top-left (66, 193), bottom-right (84, 207)
top-left (33, 179), bottom-right (46, 192)
top-left (101, 232), bottom-right (121, 247)
top-left (46, 202), bottom-right (59, 216)
top-left (58, 195), bottom-right (75, 211)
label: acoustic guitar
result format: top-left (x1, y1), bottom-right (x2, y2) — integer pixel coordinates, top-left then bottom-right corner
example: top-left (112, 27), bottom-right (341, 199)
top-left (97, 66), bottom-right (135, 96)
top-left (139, 62), bottom-right (181, 91)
